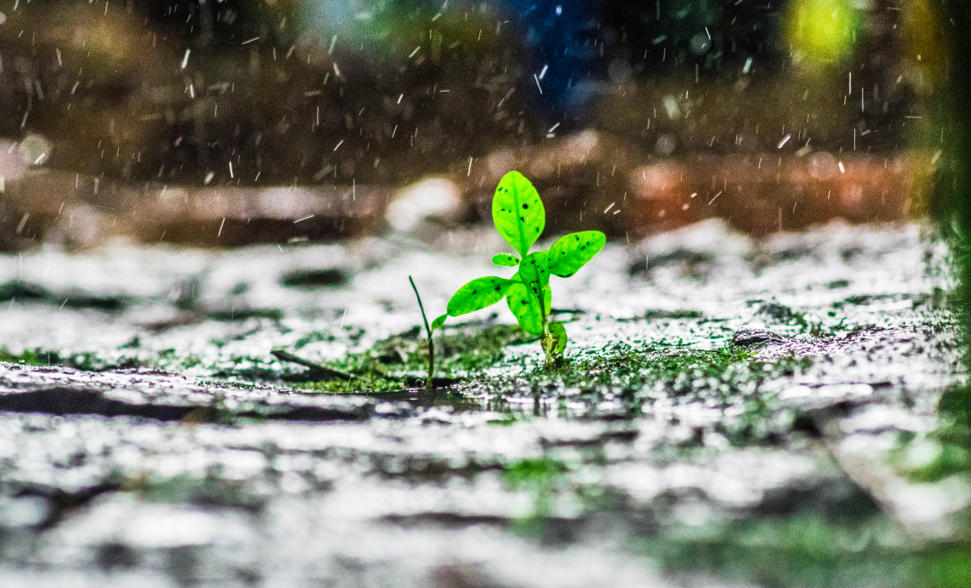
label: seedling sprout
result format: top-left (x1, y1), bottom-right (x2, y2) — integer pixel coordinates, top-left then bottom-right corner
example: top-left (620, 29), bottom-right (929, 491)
top-left (427, 171), bottom-right (605, 371)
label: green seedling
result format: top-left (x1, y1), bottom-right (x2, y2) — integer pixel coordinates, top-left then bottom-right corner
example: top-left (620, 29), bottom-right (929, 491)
top-left (409, 275), bottom-right (437, 390)
top-left (430, 171), bottom-right (606, 370)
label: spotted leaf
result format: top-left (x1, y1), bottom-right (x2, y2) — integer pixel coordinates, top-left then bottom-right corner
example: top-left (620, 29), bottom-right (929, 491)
top-left (446, 276), bottom-right (517, 316)
top-left (548, 231), bottom-right (606, 278)
top-left (506, 271), bottom-right (551, 336)
top-left (492, 171), bottom-right (545, 258)
top-left (492, 253), bottom-right (521, 267)
top-left (519, 251), bottom-right (551, 289)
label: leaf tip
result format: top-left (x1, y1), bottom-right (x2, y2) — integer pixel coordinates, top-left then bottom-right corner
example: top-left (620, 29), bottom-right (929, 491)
top-left (431, 314), bottom-right (448, 331)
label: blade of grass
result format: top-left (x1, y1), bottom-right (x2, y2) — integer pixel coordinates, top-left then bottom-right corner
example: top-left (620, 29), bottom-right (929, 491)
top-left (409, 276), bottom-right (435, 390)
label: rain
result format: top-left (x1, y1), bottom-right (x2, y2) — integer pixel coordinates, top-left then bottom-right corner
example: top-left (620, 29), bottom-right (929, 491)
top-left (2, 1), bottom-right (971, 586)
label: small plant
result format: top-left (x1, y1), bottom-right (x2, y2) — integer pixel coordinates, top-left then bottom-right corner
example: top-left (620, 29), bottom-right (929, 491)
top-left (430, 171), bottom-right (606, 370)
top-left (409, 275), bottom-right (437, 390)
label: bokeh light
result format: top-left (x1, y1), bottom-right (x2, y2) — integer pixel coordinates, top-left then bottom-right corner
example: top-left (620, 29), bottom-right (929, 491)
top-left (785, 0), bottom-right (860, 64)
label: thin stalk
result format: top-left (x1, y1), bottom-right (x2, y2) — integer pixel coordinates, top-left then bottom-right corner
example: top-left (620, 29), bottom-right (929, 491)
top-left (270, 349), bottom-right (353, 381)
top-left (408, 276), bottom-right (435, 389)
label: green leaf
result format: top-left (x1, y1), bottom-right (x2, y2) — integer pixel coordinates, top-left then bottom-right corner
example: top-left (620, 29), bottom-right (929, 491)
top-left (508, 252), bottom-right (551, 336)
top-left (547, 322), bottom-right (567, 355)
top-left (519, 251), bottom-right (550, 289)
top-left (548, 231), bottom-right (607, 278)
top-left (492, 171), bottom-right (545, 258)
top-left (431, 314), bottom-right (448, 331)
top-left (492, 253), bottom-right (520, 267)
top-left (506, 271), bottom-right (551, 336)
top-left (446, 276), bottom-right (517, 316)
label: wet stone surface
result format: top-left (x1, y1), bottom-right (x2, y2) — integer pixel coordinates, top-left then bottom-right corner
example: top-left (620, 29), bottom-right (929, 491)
top-left (0, 220), bottom-right (965, 587)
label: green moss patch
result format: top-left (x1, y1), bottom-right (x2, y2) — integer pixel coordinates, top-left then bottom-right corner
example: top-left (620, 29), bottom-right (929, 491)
top-left (294, 322), bottom-right (537, 393)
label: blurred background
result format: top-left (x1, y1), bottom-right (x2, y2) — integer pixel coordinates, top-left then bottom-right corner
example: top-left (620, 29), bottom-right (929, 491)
top-left (0, 0), bottom-right (952, 249)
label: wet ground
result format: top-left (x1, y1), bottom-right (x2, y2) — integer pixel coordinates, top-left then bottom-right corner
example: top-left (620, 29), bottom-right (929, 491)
top-left (0, 219), bottom-right (966, 587)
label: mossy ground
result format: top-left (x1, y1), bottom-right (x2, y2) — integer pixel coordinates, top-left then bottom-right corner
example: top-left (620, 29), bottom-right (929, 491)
top-left (295, 322), bottom-right (538, 393)
top-left (0, 225), bottom-right (964, 587)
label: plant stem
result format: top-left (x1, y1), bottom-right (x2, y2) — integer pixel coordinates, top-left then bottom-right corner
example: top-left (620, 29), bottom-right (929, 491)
top-left (408, 276), bottom-right (435, 390)
top-left (531, 281), bottom-right (556, 371)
